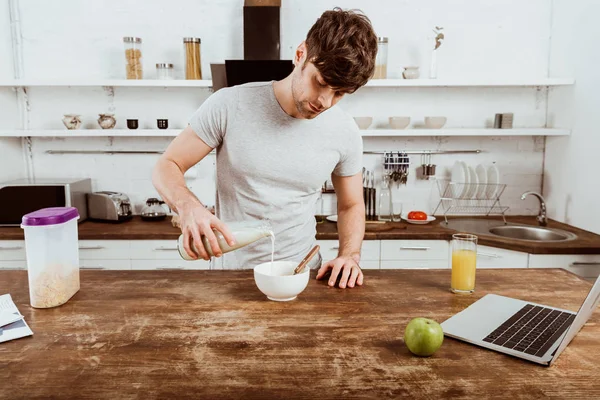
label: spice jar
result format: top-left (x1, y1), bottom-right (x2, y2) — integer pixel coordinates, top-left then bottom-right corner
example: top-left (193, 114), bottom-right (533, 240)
top-left (373, 37), bottom-right (388, 79)
top-left (156, 63), bottom-right (174, 80)
top-left (184, 38), bottom-right (202, 80)
top-left (123, 37), bottom-right (143, 79)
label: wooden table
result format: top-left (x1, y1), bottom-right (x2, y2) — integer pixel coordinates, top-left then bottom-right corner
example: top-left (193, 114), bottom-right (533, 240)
top-left (1, 269), bottom-right (599, 399)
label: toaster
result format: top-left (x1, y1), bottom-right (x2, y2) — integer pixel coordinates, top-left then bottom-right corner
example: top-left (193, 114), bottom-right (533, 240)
top-left (86, 191), bottom-right (133, 222)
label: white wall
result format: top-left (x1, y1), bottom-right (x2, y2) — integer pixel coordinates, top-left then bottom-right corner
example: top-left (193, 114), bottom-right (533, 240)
top-left (544, 0), bottom-right (600, 233)
top-left (0, 0), bottom-right (557, 216)
top-left (0, 138), bottom-right (25, 182)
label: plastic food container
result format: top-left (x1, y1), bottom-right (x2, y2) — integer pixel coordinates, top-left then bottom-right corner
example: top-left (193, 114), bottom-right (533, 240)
top-left (21, 207), bottom-right (81, 308)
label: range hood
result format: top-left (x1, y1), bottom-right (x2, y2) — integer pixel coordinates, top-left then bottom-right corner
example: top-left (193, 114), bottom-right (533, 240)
top-left (212, 0), bottom-right (293, 90)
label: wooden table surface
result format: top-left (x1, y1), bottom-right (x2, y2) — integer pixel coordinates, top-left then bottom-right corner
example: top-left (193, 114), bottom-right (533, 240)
top-left (1, 269), bottom-right (599, 399)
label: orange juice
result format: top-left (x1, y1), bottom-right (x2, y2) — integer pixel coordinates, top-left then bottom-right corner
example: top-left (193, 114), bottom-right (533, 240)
top-left (451, 249), bottom-right (477, 293)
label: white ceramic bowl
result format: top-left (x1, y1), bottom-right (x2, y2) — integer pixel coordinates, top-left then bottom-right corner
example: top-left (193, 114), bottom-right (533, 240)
top-left (254, 261), bottom-right (310, 301)
top-left (389, 116), bottom-right (410, 129)
top-left (353, 117), bottom-right (373, 130)
top-left (424, 116), bottom-right (447, 129)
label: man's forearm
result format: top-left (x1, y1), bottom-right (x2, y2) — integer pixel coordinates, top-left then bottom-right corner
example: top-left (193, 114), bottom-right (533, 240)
top-left (152, 158), bottom-right (202, 214)
top-left (336, 202), bottom-right (365, 262)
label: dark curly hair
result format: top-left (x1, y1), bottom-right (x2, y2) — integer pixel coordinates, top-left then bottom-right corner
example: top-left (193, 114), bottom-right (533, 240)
top-left (304, 8), bottom-right (378, 93)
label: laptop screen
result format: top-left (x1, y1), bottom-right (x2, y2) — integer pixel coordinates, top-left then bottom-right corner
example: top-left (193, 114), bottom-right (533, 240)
top-left (550, 275), bottom-right (600, 364)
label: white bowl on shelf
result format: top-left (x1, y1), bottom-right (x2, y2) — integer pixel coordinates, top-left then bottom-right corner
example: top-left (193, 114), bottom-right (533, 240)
top-left (353, 117), bottom-right (373, 130)
top-left (424, 116), bottom-right (447, 129)
top-left (254, 261), bottom-right (310, 302)
top-left (389, 117), bottom-right (411, 129)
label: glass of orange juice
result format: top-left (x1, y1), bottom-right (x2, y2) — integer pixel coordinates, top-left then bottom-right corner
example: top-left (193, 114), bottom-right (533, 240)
top-left (451, 233), bottom-right (478, 294)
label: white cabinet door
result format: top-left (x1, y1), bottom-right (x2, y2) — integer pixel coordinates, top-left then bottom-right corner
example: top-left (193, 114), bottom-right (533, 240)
top-left (0, 261), bottom-right (27, 270)
top-left (78, 240), bottom-right (130, 260)
top-left (528, 254), bottom-right (600, 279)
top-left (380, 240), bottom-right (449, 269)
top-left (360, 260), bottom-right (380, 270)
top-left (316, 240), bottom-right (380, 262)
top-left (80, 259), bottom-right (131, 270)
top-left (0, 241), bottom-right (26, 261)
top-left (131, 259), bottom-right (210, 270)
top-left (475, 245), bottom-right (529, 269)
top-left (381, 259), bottom-right (449, 269)
top-left (130, 240), bottom-right (182, 260)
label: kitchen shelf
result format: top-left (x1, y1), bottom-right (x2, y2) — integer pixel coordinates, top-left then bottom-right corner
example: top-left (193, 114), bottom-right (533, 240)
top-left (0, 128), bottom-right (571, 138)
top-left (360, 128), bottom-right (570, 137)
top-left (363, 78), bottom-right (575, 87)
top-left (0, 78), bottom-right (574, 88)
top-left (0, 129), bottom-right (182, 137)
top-left (0, 79), bottom-right (213, 88)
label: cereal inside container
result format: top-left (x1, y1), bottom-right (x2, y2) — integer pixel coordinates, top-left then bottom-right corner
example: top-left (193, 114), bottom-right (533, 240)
top-left (21, 207), bottom-right (81, 308)
top-left (124, 36), bottom-right (143, 79)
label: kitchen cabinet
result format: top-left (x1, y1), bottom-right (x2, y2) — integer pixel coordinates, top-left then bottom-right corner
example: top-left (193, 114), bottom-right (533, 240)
top-left (130, 240), bottom-right (181, 260)
top-left (80, 259), bottom-right (132, 271)
top-left (131, 259), bottom-right (209, 270)
top-left (0, 240), bottom-right (26, 269)
top-left (78, 240), bottom-right (130, 260)
top-left (316, 240), bottom-right (380, 269)
top-left (476, 245), bottom-right (529, 269)
top-left (380, 240), bottom-right (449, 269)
top-left (528, 254), bottom-right (600, 279)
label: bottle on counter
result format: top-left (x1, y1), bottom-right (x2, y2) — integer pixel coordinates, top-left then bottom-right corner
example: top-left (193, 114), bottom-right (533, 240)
top-left (178, 220), bottom-right (273, 260)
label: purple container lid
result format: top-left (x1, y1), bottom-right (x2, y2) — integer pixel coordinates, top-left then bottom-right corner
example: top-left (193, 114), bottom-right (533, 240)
top-left (21, 207), bottom-right (80, 227)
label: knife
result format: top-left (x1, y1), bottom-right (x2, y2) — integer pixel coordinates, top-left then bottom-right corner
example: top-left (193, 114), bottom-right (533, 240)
top-left (362, 167), bottom-right (367, 219)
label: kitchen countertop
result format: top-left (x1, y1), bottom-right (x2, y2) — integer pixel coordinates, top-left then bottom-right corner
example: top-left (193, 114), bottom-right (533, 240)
top-left (0, 216), bottom-right (599, 254)
top-left (1, 269), bottom-right (598, 399)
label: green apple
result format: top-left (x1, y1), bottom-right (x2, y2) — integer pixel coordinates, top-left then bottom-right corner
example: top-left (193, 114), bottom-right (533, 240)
top-left (404, 317), bottom-right (444, 357)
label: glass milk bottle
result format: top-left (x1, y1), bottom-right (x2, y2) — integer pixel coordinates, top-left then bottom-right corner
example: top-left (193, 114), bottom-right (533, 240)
top-left (178, 220), bottom-right (273, 260)
top-left (21, 207), bottom-right (81, 308)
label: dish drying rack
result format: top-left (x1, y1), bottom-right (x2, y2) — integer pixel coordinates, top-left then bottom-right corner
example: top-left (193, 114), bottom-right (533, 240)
top-left (433, 180), bottom-right (509, 224)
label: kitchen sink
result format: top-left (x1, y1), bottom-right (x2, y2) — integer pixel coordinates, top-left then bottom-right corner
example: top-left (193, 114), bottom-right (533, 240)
top-left (488, 225), bottom-right (577, 242)
top-left (442, 218), bottom-right (578, 242)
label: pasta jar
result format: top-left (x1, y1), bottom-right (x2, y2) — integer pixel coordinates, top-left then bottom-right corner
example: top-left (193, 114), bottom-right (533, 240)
top-left (184, 37), bottom-right (202, 80)
top-left (124, 37), bottom-right (143, 79)
top-left (373, 37), bottom-right (388, 79)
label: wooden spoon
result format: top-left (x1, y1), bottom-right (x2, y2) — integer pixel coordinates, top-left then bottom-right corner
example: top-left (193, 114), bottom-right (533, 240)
top-left (294, 245), bottom-right (320, 275)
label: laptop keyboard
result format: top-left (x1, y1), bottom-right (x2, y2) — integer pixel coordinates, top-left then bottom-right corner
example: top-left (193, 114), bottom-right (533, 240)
top-left (482, 304), bottom-right (576, 357)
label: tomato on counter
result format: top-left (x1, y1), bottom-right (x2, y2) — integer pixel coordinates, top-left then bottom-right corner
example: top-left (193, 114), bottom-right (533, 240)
top-left (407, 211), bottom-right (428, 220)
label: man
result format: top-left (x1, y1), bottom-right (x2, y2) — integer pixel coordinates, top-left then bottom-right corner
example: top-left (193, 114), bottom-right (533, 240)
top-left (153, 8), bottom-right (378, 289)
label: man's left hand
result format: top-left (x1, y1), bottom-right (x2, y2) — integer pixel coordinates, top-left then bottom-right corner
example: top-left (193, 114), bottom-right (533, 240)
top-left (316, 256), bottom-right (364, 289)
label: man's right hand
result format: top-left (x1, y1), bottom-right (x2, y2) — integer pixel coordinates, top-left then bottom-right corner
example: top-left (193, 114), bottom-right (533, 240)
top-left (179, 205), bottom-right (236, 260)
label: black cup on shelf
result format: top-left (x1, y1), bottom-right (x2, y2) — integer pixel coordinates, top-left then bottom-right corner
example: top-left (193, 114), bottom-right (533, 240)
top-left (157, 119), bottom-right (169, 129)
top-left (127, 119), bottom-right (139, 129)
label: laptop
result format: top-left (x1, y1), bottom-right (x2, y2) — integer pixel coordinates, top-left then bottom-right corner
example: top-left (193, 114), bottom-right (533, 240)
top-left (441, 274), bottom-right (600, 366)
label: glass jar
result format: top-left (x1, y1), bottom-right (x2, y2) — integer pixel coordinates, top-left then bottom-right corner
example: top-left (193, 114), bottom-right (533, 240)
top-left (123, 37), bottom-right (143, 79)
top-left (373, 37), bottom-right (388, 79)
top-left (184, 37), bottom-right (202, 80)
top-left (156, 63), bottom-right (174, 80)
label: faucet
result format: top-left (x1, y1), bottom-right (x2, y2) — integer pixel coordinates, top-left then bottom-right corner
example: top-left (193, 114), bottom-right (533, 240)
top-left (521, 191), bottom-right (547, 226)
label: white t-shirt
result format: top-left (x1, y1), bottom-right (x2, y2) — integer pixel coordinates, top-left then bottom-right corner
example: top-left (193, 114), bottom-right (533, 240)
top-left (189, 81), bottom-right (362, 269)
